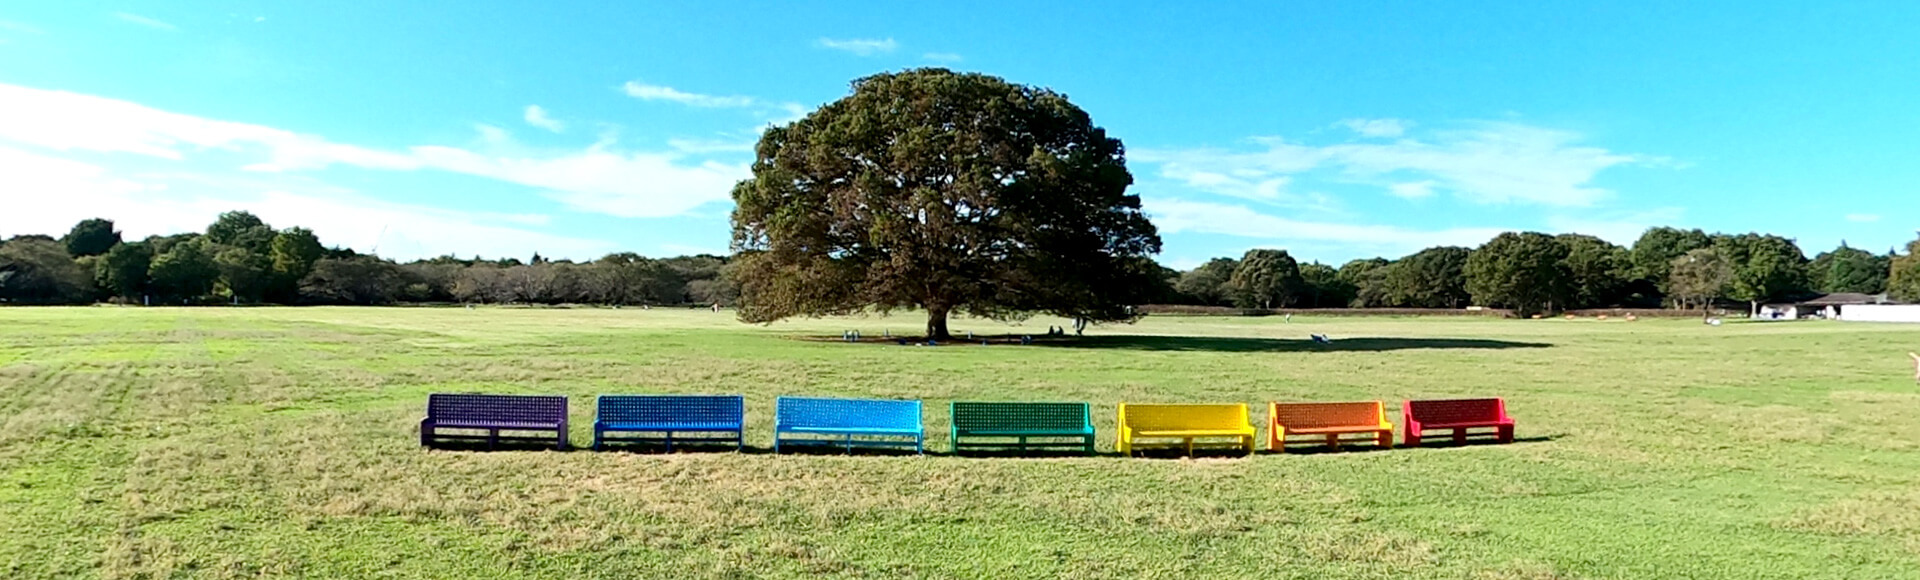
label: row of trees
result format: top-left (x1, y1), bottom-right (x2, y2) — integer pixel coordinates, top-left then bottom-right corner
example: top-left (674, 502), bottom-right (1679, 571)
top-left (1168, 228), bottom-right (1920, 316)
top-left (0, 213), bottom-right (737, 306)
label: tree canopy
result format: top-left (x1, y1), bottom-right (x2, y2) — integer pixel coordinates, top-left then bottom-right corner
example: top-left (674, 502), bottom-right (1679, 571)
top-left (1465, 232), bottom-right (1570, 316)
top-left (62, 218), bottom-right (121, 258)
top-left (1668, 247), bottom-right (1734, 314)
top-left (729, 68), bottom-right (1161, 338)
top-left (1227, 249), bottom-right (1301, 309)
top-left (1809, 243), bottom-right (1889, 294)
top-left (1890, 237), bottom-right (1920, 304)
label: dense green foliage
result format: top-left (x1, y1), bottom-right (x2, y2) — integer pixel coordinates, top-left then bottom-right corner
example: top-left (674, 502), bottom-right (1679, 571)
top-left (1890, 238), bottom-right (1920, 303)
top-left (1668, 247), bottom-right (1735, 312)
top-left (1810, 243), bottom-right (1891, 294)
top-left (729, 68), bottom-right (1161, 338)
top-left (1465, 232), bottom-right (1571, 316)
top-left (1227, 249), bottom-right (1301, 309)
top-left (3, 308), bottom-right (1918, 579)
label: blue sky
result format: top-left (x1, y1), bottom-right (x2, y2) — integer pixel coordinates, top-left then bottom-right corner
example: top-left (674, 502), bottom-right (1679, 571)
top-left (2, 2), bottom-right (1916, 268)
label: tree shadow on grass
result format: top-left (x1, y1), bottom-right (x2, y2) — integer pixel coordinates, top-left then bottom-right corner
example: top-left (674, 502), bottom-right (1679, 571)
top-left (1037, 335), bottom-right (1552, 353)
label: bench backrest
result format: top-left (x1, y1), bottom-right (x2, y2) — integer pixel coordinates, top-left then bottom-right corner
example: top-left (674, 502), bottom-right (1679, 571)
top-left (1405, 398), bottom-right (1508, 424)
top-left (597, 394), bottom-right (744, 425)
top-left (776, 396), bottom-right (921, 430)
top-left (426, 393), bottom-right (568, 423)
top-left (1119, 403), bottom-right (1249, 431)
top-left (1268, 401), bottom-right (1387, 429)
top-left (952, 401), bottom-right (1091, 432)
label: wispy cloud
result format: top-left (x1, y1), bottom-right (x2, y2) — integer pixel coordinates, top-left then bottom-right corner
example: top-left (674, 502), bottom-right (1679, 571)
top-left (922, 52), bottom-right (963, 63)
top-left (818, 37), bottom-right (897, 56)
top-left (1135, 121), bottom-right (1657, 207)
top-left (1339, 118), bottom-right (1411, 138)
top-left (668, 138), bottom-right (755, 154)
top-left (0, 20), bottom-right (45, 35)
top-left (522, 105), bottom-right (564, 132)
top-left (1846, 213), bottom-right (1882, 223)
top-left (622, 81), bottom-right (756, 108)
top-left (0, 82), bottom-right (749, 222)
top-left (1387, 180), bottom-right (1437, 199)
top-left (114, 12), bottom-right (177, 31)
top-left (1147, 198), bottom-right (1505, 256)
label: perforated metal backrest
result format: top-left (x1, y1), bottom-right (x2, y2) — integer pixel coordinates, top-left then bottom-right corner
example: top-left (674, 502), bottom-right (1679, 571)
top-left (1269, 401), bottom-right (1385, 429)
top-left (1120, 403), bottom-right (1249, 431)
top-left (776, 396), bottom-right (922, 430)
top-left (597, 394), bottom-right (744, 424)
top-left (1406, 398), bottom-right (1506, 424)
top-left (427, 393), bottom-right (567, 423)
top-left (952, 402), bottom-right (1091, 431)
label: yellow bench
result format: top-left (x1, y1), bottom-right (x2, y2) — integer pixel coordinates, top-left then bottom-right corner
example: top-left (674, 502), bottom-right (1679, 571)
top-left (1267, 401), bottom-right (1393, 452)
top-left (1116, 403), bottom-right (1256, 456)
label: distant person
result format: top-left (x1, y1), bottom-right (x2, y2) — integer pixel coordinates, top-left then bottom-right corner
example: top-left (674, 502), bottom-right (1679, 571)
top-left (1911, 352), bottom-right (1920, 384)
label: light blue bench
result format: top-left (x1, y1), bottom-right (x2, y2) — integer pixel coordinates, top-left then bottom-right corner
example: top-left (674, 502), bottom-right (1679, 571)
top-left (593, 394), bottom-right (744, 451)
top-left (774, 396), bottom-right (924, 454)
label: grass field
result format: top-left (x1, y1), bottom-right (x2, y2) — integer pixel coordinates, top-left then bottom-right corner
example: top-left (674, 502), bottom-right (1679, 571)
top-left (2, 307), bottom-right (1918, 579)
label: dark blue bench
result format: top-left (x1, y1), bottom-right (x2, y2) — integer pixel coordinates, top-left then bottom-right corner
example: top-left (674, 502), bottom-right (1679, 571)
top-left (593, 394), bottom-right (745, 451)
top-left (774, 396), bottom-right (923, 454)
top-left (420, 393), bottom-right (568, 450)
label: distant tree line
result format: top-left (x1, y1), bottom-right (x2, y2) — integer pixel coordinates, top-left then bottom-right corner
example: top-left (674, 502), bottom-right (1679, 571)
top-left (1161, 227), bottom-right (1919, 317)
top-left (5, 213), bottom-right (1918, 316)
top-left (0, 212), bottom-right (737, 307)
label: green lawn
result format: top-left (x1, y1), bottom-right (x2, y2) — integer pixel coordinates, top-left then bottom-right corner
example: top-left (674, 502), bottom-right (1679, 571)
top-left (2, 307), bottom-right (1918, 579)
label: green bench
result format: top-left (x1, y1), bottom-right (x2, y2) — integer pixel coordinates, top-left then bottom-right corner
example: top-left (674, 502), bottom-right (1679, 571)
top-left (950, 401), bottom-right (1096, 455)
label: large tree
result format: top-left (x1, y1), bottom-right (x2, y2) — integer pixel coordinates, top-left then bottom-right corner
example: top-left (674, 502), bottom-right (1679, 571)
top-left (1338, 258), bottom-right (1392, 307)
top-left (1383, 246), bottom-right (1473, 308)
top-left (1715, 233), bottom-right (1810, 315)
top-left (1808, 243), bottom-right (1889, 295)
top-left (1629, 226), bottom-right (1712, 306)
top-left (1228, 249), bottom-right (1302, 309)
top-left (729, 69), bottom-right (1161, 339)
top-left (1669, 247), bottom-right (1734, 317)
top-left (1890, 237), bottom-right (1920, 304)
top-left (1174, 257), bottom-right (1239, 306)
top-left (1465, 232), bottom-right (1570, 316)
top-left (1556, 234), bottom-right (1631, 309)
top-left (1295, 262), bottom-right (1350, 308)
top-left (148, 237), bottom-right (219, 302)
top-left (0, 237), bottom-right (93, 304)
top-left (95, 241), bottom-right (153, 300)
top-left (62, 218), bottom-right (122, 258)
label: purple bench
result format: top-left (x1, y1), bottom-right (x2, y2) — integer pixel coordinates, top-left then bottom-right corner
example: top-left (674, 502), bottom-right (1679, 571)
top-left (420, 393), bottom-right (569, 450)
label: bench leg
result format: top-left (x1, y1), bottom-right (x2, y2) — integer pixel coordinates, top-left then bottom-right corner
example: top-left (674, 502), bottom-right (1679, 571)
top-left (845, 434), bottom-right (853, 454)
top-left (487, 429), bottom-right (499, 450)
top-left (592, 430), bottom-right (603, 452)
top-left (1326, 433), bottom-right (1340, 450)
top-left (1376, 430), bottom-right (1392, 448)
top-left (1083, 436), bottom-right (1096, 455)
top-left (1185, 437), bottom-right (1194, 457)
top-left (736, 431), bottom-right (744, 452)
top-left (916, 434), bottom-right (924, 455)
top-left (774, 435), bottom-right (782, 454)
top-left (665, 432), bottom-right (674, 453)
top-left (1406, 429), bottom-right (1422, 447)
top-left (1498, 425), bottom-right (1515, 444)
top-left (1452, 428), bottom-right (1467, 444)
top-left (420, 423), bottom-right (433, 448)
top-left (1242, 435), bottom-right (1254, 455)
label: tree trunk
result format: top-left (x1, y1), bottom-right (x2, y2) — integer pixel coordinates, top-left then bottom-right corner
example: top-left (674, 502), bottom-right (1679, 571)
top-left (1750, 300), bottom-right (1758, 319)
top-left (925, 306), bottom-right (951, 341)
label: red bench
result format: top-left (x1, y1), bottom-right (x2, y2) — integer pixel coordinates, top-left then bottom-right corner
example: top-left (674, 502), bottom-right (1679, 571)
top-left (1402, 398), bottom-right (1514, 446)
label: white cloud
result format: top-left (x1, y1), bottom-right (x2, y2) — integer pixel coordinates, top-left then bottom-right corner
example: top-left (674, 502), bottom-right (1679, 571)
top-left (622, 81), bottom-right (756, 108)
top-left (1146, 198), bottom-right (1506, 255)
top-left (818, 37), bottom-right (897, 56)
top-left (1387, 180), bottom-right (1437, 199)
top-left (114, 12), bottom-right (177, 31)
top-left (0, 82), bottom-right (748, 223)
top-left (1846, 213), bottom-right (1881, 223)
top-left (522, 105), bottom-right (565, 132)
top-left (1135, 122), bottom-right (1652, 207)
top-left (0, 146), bottom-right (610, 261)
top-left (922, 52), bottom-right (963, 63)
top-left (0, 20), bottom-right (45, 35)
top-left (1339, 118), bottom-right (1411, 138)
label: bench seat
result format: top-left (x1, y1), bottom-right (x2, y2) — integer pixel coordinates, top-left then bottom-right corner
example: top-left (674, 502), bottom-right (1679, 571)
top-left (1404, 398), bottom-right (1515, 446)
top-left (775, 396), bottom-right (924, 454)
top-left (593, 394), bottom-right (744, 451)
top-left (420, 393), bottom-right (569, 450)
top-left (1268, 401), bottom-right (1393, 452)
top-left (782, 425), bottom-right (922, 435)
top-left (1117, 403), bottom-right (1256, 456)
top-left (951, 401), bottom-right (1096, 455)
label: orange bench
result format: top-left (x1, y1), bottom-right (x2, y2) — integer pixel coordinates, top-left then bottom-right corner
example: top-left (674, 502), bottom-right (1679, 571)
top-left (1267, 401), bottom-right (1393, 452)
